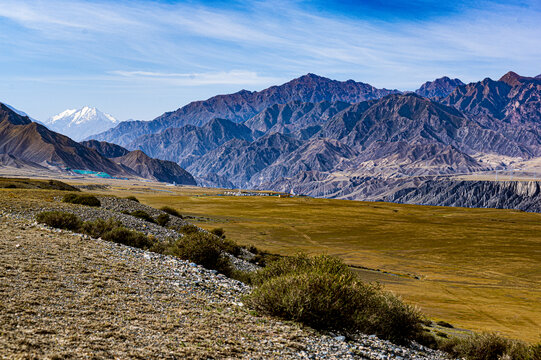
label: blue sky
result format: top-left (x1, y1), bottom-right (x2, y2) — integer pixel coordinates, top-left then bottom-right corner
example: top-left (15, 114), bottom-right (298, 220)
top-left (0, 0), bottom-right (540, 121)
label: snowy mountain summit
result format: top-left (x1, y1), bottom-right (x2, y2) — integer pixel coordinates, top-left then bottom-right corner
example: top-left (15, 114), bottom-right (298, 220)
top-left (45, 106), bottom-right (119, 141)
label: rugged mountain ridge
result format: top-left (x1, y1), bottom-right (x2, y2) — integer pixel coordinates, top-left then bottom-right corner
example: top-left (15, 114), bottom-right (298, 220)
top-left (113, 150), bottom-right (196, 185)
top-left (81, 140), bottom-right (196, 185)
top-left (415, 77), bottom-right (465, 99)
top-left (80, 140), bottom-right (130, 158)
top-left (90, 74), bottom-right (400, 146)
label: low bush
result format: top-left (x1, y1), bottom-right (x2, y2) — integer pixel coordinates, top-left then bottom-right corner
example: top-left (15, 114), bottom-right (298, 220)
top-left (125, 196), bottom-right (139, 202)
top-left (127, 210), bottom-right (156, 224)
top-left (36, 211), bottom-right (82, 231)
top-left (531, 343), bottom-right (541, 360)
top-left (177, 224), bottom-right (199, 235)
top-left (165, 232), bottom-right (232, 275)
top-left (81, 218), bottom-right (123, 238)
top-left (436, 320), bottom-right (454, 328)
top-left (441, 333), bottom-right (533, 360)
top-left (247, 254), bottom-right (423, 344)
top-left (156, 213), bottom-right (170, 227)
top-left (101, 227), bottom-right (154, 249)
top-left (222, 238), bottom-right (242, 256)
top-left (160, 206), bottom-right (182, 218)
top-left (62, 193), bottom-right (101, 207)
top-left (210, 228), bottom-right (225, 238)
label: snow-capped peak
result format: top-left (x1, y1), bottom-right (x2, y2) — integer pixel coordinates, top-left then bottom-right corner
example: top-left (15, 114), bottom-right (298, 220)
top-left (50, 109), bottom-right (77, 122)
top-left (45, 106), bottom-right (121, 141)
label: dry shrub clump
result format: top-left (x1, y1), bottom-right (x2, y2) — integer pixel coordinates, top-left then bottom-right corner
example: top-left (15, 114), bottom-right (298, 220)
top-left (441, 333), bottom-right (539, 360)
top-left (62, 193), bottom-right (101, 207)
top-left (123, 210), bottom-right (155, 223)
top-left (36, 211), bottom-right (82, 231)
top-left (247, 254), bottom-right (423, 345)
top-left (155, 213), bottom-right (170, 227)
top-left (37, 212), bottom-right (153, 250)
top-left (160, 206), bottom-right (182, 218)
top-left (177, 224), bottom-right (199, 235)
top-left (161, 232), bottom-right (232, 275)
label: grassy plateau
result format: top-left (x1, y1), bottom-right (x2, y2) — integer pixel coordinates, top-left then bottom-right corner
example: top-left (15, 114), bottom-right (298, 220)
top-left (4, 179), bottom-right (541, 342)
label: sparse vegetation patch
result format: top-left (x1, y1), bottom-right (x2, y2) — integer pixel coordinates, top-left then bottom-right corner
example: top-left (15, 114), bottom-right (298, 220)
top-left (36, 211), bottom-right (82, 231)
top-left (160, 206), bottom-right (182, 218)
top-left (155, 213), bottom-right (170, 227)
top-left (62, 193), bottom-right (101, 207)
top-left (124, 210), bottom-right (156, 223)
top-left (440, 333), bottom-right (538, 360)
top-left (247, 254), bottom-right (424, 344)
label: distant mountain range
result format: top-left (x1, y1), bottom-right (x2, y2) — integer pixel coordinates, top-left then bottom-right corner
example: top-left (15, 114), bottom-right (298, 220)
top-left (0, 103), bottom-right (195, 185)
top-left (87, 71), bottom-right (541, 203)
top-left (44, 106), bottom-right (120, 141)
top-left (89, 74), bottom-right (400, 146)
top-left (3, 70), bottom-right (541, 209)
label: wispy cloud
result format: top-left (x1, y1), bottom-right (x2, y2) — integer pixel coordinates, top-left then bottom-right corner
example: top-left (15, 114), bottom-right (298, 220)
top-left (0, 0), bottom-right (540, 120)
top-left (109, 70), bottom-right (283, 85)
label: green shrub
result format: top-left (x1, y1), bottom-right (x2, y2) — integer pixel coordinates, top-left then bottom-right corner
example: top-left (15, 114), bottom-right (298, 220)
top-left (102, 227), bottom-right (154, 249)
top-left (436, 320), bottom-right (454, 328)
top-left (160, 206), bottom-right (182, 218)
top-left (210, 228), bottom-right (225, 238)
top-left (125, 196), bottom-right (139, 202)
top-left (127, 210), bottom-right (156, 223)
top-left (165, 232), bottom-right (232, 275)
top-left (156, 213), bottom-right (170, 227)
top-left (36, 211), bottom-right (82, 231)
top-left (81, 218), bottom-right (123, 238)
top-left (222, 238), bottom-right (242, 256)
top-left (441, 333), bottom-right (532, 360)
top-left (436, 331), bottom-right (449, 338)
top-left (247, 254), bottom-right (423, 344)
top-left (62, 193), bottom-right (101, 207)
top-left (415, 330), bottom-right (439, 349)
top-left (229, 269), bottom-right (254, 284)
top-left (531, 343), bottom-right (541, 360)
top-left (177, 224), bottom-right (199, 234)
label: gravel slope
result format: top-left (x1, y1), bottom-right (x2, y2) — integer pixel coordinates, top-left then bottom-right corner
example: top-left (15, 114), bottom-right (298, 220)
top-left (0, 192), bottom-right (451, 359)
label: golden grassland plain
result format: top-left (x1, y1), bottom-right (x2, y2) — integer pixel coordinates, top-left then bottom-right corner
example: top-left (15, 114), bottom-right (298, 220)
top-left (4, 179), bottom-right (540, 343)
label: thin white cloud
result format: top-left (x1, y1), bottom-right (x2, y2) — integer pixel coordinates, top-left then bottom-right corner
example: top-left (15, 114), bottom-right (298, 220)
top-left (109, 70), bottom-right (282, 85)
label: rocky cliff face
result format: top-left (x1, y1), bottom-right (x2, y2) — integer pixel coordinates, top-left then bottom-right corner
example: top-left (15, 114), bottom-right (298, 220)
top-left (187, 133), bottom-right (302, 187)
top-left (384, 180), bottom-right (541, 212)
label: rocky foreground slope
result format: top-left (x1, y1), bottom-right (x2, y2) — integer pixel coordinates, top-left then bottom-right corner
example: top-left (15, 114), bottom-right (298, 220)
top-left (0, 194), bottom-right (450, 359)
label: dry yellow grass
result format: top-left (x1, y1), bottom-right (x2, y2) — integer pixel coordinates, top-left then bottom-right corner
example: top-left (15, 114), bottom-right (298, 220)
top-left (6, 179), bottom-right (540, 342)
top-left (82, 182), bottom-right (541, 343)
